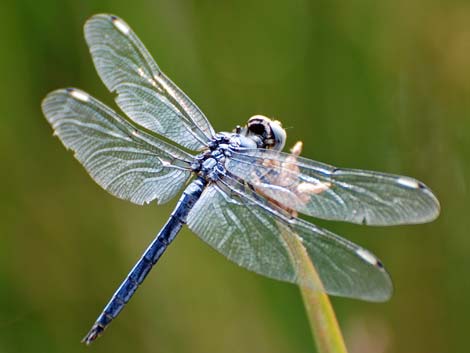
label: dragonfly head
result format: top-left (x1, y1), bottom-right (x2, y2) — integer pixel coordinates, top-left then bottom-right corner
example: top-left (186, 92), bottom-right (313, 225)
top-left (243, 115), bottom-right (287, 151)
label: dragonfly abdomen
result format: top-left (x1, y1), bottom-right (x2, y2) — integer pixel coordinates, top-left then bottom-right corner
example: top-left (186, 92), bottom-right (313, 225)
top-left (82, 177), bottom-right (207, 344)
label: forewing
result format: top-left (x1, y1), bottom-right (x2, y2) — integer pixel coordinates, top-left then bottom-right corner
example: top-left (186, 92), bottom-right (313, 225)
top-left (226, 148), bottom-right (440, 226)
top-left (84, 14), bottom-right (215, 151)
top-left (187, 178), bottom-right (392, 301)
top-left (42, 88), bottom-right (193, 205)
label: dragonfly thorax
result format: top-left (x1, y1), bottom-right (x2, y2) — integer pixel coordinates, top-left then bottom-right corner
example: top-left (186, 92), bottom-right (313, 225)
top-left (192, 135), bottom-right (234, 181)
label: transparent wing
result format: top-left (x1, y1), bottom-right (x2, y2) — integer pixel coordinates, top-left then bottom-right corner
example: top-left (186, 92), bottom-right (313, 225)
top-left (42, 88), bottom-right (193, 205)
top-left (84, 14), bottom-right (215, 151)
top-left (187, 177), bottom-right (392, 302)
top-left (226, 148), bottom-right (440, 226)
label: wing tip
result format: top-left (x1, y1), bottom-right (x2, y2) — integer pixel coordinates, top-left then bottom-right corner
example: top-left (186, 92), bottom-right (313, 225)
top-left (41, 89), bottom-right (66, 122)
top-left (84, 13), bottom-right (129, 39)
top-left (41, 88), bottom-right (89, 115)
top-left (415, 181), bottom-right (441, 224)
top-left (426, 188), bottom-right (441, 220)
top-left (85, 13), bottom-right (117, 24)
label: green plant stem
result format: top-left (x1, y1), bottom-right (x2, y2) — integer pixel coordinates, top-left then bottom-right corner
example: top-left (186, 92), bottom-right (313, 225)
top-left (281, 227), bottom-right (348, 353)
top-left (298, 272), bottom-right (348, 353)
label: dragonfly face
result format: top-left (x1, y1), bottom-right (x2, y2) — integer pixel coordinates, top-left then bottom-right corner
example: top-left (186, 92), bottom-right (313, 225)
top-left (42, 14), bottom-right (440, 344)
top-left (242, 115), bottom-right (287, 151)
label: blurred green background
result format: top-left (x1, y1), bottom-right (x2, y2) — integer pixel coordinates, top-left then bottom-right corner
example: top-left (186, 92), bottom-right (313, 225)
top-left (0, 0), bottom-right (468, 352)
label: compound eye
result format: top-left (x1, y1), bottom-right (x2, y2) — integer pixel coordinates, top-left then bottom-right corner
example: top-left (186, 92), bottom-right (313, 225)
top-left (247, 115), bottom-right (269, 135)
top-left (246, 115), bottom-right (287, 150)
top-left (248, 122), bottom-right (266, 135)
top-left (269, 120), bottom-right (287, 151)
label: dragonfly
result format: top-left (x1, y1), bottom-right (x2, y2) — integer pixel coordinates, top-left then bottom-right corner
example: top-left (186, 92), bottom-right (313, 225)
top-left (42, 14), bottom-right (440, 344)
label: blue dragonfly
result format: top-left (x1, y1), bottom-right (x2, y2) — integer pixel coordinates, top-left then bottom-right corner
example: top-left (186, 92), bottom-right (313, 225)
top-left (42, 14), bottom-right (440, 344)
